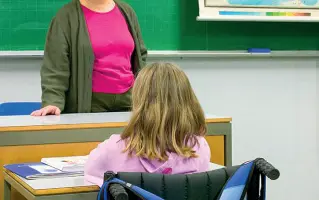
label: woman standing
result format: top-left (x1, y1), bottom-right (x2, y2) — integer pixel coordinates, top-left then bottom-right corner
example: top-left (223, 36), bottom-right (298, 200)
top-left (32, 0), bottom-right (147, 116)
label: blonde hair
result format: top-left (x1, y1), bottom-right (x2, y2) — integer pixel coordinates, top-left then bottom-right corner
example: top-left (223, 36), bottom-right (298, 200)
top-left (121, 62), bottom-right (207, 161)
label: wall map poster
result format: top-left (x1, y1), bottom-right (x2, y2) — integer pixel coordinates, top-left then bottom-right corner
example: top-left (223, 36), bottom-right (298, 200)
top-left (198, 0), bottom-right (319, 21)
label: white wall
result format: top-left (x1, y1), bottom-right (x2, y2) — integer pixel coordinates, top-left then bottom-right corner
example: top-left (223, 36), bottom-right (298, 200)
top-left (174, 58), bottom-right (318, 200)
top-left (317, 62), bottom-right (319, 168)
top-left (0, 56), bottom-right (318, 199)
top-left (0, 58), bottom-right (42, 102)
top-left (316, 61), bottom-right (319, 196)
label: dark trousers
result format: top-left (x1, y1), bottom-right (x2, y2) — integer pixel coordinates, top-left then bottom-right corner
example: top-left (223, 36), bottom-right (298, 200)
top-left (91, 89), bottom-right (132, 112)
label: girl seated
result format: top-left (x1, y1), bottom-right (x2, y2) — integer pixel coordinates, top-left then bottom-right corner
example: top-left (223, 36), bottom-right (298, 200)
top-left (85, 62), bottom-right (211, 186)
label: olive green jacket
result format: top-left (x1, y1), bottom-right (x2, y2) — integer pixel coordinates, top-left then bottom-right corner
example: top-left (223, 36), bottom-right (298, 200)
top-left (41, 0), bottom-right (147, 113)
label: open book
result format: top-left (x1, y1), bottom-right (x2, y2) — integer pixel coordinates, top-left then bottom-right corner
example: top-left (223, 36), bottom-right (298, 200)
top-left (4, 163), bottom-right (83, 180)
top-left (41, 156), bottom-right (88, 172)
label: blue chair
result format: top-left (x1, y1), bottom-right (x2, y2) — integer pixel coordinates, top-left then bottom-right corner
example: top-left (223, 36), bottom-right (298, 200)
top-left (0, 102), bottom-right (41, 116)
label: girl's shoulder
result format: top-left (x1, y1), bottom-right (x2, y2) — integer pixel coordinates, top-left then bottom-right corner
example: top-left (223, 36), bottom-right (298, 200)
top-left (196, 136), bottom-right (208, 143)
top-left (102, 134), bottom-right (126, 151)
top-left (191, 136), bottom-right (209, 147)
top-left (108, 134), bottom-right (122, 141)
top-left (193, 136), bottom-right (210, 153)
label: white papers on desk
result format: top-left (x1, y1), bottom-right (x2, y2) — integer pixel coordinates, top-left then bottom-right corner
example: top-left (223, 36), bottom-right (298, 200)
top-left (209, 163), bottom-right (225, 171)
top-left (41, 156), bottom-right (88, 172)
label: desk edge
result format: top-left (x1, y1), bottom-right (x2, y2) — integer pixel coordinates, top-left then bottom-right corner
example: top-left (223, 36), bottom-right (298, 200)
top-left (0, 118), bottom-right (232, 132)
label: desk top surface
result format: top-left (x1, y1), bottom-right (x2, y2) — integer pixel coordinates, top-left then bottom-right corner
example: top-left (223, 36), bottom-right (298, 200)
top-left (3, 170), bottom-right (99, 195)
top-left (0, 112), bottom-right (232, 132)
top-left (4, 163), bottom-right (224, 195)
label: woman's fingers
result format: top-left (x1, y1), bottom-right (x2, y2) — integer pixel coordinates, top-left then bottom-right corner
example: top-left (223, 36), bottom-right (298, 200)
top-left (54, 108), bottom-right (61, 115)
top-left (41, 108), bottom-right (49, 116)
top-left (31, 109), bottom-right (42, 116)
top-left (31, 106), bottom-right (60, 116)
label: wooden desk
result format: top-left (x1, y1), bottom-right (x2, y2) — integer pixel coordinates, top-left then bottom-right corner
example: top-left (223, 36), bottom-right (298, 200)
top-left (3, 169), bottom-right (99, 200)
top-left (0, 112), bottom-right (232, 200)
top-left (3, 163), bottom-right (224, 200)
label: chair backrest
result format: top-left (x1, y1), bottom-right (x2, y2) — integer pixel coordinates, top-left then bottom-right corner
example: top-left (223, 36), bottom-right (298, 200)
top-left (0, 102), bottom-right (41, 116)
top-left (114, 167), bottom-right (238, 200)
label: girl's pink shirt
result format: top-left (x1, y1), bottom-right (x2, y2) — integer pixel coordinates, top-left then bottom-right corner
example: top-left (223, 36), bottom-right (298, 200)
top-left (84, 134), bottom-right (211, 187)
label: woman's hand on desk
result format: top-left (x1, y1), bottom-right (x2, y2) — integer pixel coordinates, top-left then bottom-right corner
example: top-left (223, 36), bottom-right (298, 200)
top-left (31, 105), bottom-right (61, 116)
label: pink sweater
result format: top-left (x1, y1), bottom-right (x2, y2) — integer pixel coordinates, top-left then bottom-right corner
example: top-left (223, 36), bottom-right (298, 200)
top-left (82, 5), bottom-right (135, 94)
top-left (84, 134), bottom-right (211, 187)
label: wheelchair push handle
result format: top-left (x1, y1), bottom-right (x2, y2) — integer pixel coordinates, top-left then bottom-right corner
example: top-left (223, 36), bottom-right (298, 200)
top-left (255, 158), bottom-right (280, 180)
top-left (109, 183), bottom-right (129, 200)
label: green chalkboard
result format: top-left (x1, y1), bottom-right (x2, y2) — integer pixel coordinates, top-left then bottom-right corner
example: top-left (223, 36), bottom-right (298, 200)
top-left (0, 0), bottom-right (318, 51)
